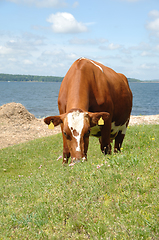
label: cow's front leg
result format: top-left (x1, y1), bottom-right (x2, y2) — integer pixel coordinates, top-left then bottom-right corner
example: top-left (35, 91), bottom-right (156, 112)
top-left (114, 131), bottom-right (125, 153)
top-left (99, 125), bottom-right (111, 155)
top-left (61, 126), bottom-right (70, 164)
top-left (62, 135), bottom-right (70, 164)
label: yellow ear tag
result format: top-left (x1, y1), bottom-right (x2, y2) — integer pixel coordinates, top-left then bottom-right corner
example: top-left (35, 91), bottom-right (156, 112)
top-left (48, 121), bottom-right (54, 130)
top-left (98, 117), bottom-right (104, 125)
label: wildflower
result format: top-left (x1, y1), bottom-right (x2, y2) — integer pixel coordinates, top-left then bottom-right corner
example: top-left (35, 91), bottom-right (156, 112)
top-left (57, 155), bottom-right (62, 161)
top-left (69, 162), bottom-right (75, 167)
top-left (97, 164), bottom-right (103, 169)
top-left (152, 138), bottom-right (155, 141)
top-left (39, 165), bottom-right (42, 169)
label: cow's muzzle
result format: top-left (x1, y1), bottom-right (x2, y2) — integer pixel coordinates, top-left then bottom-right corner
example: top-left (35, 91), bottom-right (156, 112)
top-left (69, 156), bottom-right (87, 166)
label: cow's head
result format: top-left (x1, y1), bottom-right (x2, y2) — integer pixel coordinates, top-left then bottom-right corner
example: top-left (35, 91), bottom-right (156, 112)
top-left (44, 109), bottom-right (110, 163)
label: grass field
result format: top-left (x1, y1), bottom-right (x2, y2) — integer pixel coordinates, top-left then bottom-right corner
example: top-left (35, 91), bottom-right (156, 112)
top-left (0, 124), bottom-right (159, 239)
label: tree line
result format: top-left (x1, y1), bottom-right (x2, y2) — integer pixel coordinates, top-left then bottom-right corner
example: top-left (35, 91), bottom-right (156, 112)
top-left (0, 73), bottom-right (63, 82)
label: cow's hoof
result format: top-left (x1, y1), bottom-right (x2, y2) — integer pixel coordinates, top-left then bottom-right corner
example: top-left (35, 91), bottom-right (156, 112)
top-left (103, 146), bottom-right (111, 155)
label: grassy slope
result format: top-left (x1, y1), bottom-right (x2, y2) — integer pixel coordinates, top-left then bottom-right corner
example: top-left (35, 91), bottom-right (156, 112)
top-left (0, 125), bottom-right (159, 240)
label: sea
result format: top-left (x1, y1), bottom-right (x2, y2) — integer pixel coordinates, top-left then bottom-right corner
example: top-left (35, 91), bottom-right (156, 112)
top-left (0, 81), bottom-right (159, 118)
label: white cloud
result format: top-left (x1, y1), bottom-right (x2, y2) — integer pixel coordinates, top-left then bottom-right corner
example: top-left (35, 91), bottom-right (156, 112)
top-left (72, 1), bottom-right (79, 8)
top-left (147, 18), bottom-right (159, 32)
top-left (140, 63), bottom-right (157, 70)
top-left (23, 59), bottom-right (33, 65)
top-left (0, 46), bottom-right (12, 55)
top-left (69, 37), bottom-right (108, 45)
top-left (8, 58), bottom-right (17, 62)
top-left (149, 10), bottom-right (159, 19)
top-left (130, 42), bottom-right (150, 51)
top-left (140, 51), bottom-right (156, 57)
top-left (108, 43), bottom-right (121, 50)
top-left (141, 51), bottom-right (150, 57)
top-left (67, 53), bottom-right (78, 59)
top-left (37, 49), bottom-right (80, 76)
top-left (5, 34), bottom-right (45, 54)
top-left (39, 49), bottom-right (78, 63)
top-left (99, 43), bottom-right (122, 51)
top-left (47, 12), bottom-right (88, 33)
top-left (156, 44), bottom-right (159, 51)
top-left (146, 10), bottom-right (159, 37)
top-left (7, 0), bottom-right (67, 8)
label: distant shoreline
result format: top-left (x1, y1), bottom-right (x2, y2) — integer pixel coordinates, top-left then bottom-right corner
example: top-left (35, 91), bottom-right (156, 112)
top-left (0, 73), bottom-right (63, 83)
top-left (0, 73), bottom-right (159, 83)
top-left (1, 80), bottom-right (159, 83)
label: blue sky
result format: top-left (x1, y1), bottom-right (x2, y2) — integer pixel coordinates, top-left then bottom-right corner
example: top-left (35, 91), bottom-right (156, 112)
top-left (0, 0), bottom-right (159, 80)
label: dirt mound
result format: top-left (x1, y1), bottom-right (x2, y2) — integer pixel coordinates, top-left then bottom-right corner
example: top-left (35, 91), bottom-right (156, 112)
top-left (0, 102), bottom-right (35, 124)
top-left (0, 102), bottom-right (61, 149)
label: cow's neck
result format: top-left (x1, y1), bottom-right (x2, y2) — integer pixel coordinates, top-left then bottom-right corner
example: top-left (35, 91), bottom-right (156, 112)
top-left (67, 98), bottom-right (89, 112)
top-left (66, 82), bottom-right (89, 112)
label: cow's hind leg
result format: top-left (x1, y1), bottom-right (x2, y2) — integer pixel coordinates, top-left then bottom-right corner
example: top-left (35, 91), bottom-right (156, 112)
top-left (114, 118), bottom-right (130, 153)
top-left (99, 124), bottom-right (112, 155)
top-left (114, 131), bottom-right (125, 153)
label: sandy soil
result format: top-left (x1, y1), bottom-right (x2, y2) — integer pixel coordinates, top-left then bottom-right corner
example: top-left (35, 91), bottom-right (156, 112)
top-left (0, 102), bottom-right (159, 149)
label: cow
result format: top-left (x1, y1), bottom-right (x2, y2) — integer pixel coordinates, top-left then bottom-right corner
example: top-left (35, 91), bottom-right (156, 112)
top-left (44, 58), bottom-right (133, 164)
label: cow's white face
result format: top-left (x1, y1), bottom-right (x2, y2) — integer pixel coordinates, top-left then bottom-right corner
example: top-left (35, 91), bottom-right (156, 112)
top-left (67, 111), bottom-right (85, 152)
top-left (44, 109), bottom-right (110, 164)
top-left (63, 110), bottom-right (90, 161)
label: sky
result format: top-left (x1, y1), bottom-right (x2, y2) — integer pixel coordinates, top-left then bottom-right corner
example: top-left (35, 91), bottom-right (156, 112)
top-left (0, 0), bottom-right (159, 80)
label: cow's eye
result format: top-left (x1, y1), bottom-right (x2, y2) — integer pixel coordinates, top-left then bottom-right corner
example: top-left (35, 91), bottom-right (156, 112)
top-left (63, 132), bottom-right (71, 140)
top-left (64, 132), bottom-right (67, 137)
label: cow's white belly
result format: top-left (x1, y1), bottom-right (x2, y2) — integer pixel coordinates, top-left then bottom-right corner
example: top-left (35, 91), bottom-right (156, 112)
top-left (110, 121), bottom-right (128, 139)
top-left (90, 125), bottom-right (101, 137)
top-left (90, 119), bottom-right (129, 139)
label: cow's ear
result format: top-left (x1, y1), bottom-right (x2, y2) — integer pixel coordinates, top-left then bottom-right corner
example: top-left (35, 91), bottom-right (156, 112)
top-left (88, 112), bottom-right (110, 127)
top-left (44, 113), bottom-right (66, 126)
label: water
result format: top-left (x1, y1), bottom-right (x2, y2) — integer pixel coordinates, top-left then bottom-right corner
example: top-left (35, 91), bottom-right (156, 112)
top-left (0, 82), bottom-right (159, 118)
top-left (0, 82), bottom-right (61, 118)
top-left (129, 82), bottom-right (159, 116)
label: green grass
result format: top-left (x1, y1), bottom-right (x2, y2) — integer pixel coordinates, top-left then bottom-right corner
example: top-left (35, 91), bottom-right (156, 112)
top-left (0, 125), bottom-right (159, 239)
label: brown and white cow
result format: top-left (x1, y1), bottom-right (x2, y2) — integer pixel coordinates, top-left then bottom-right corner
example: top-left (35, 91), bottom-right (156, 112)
top-left (44, 58), bottom-right (132, 164)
